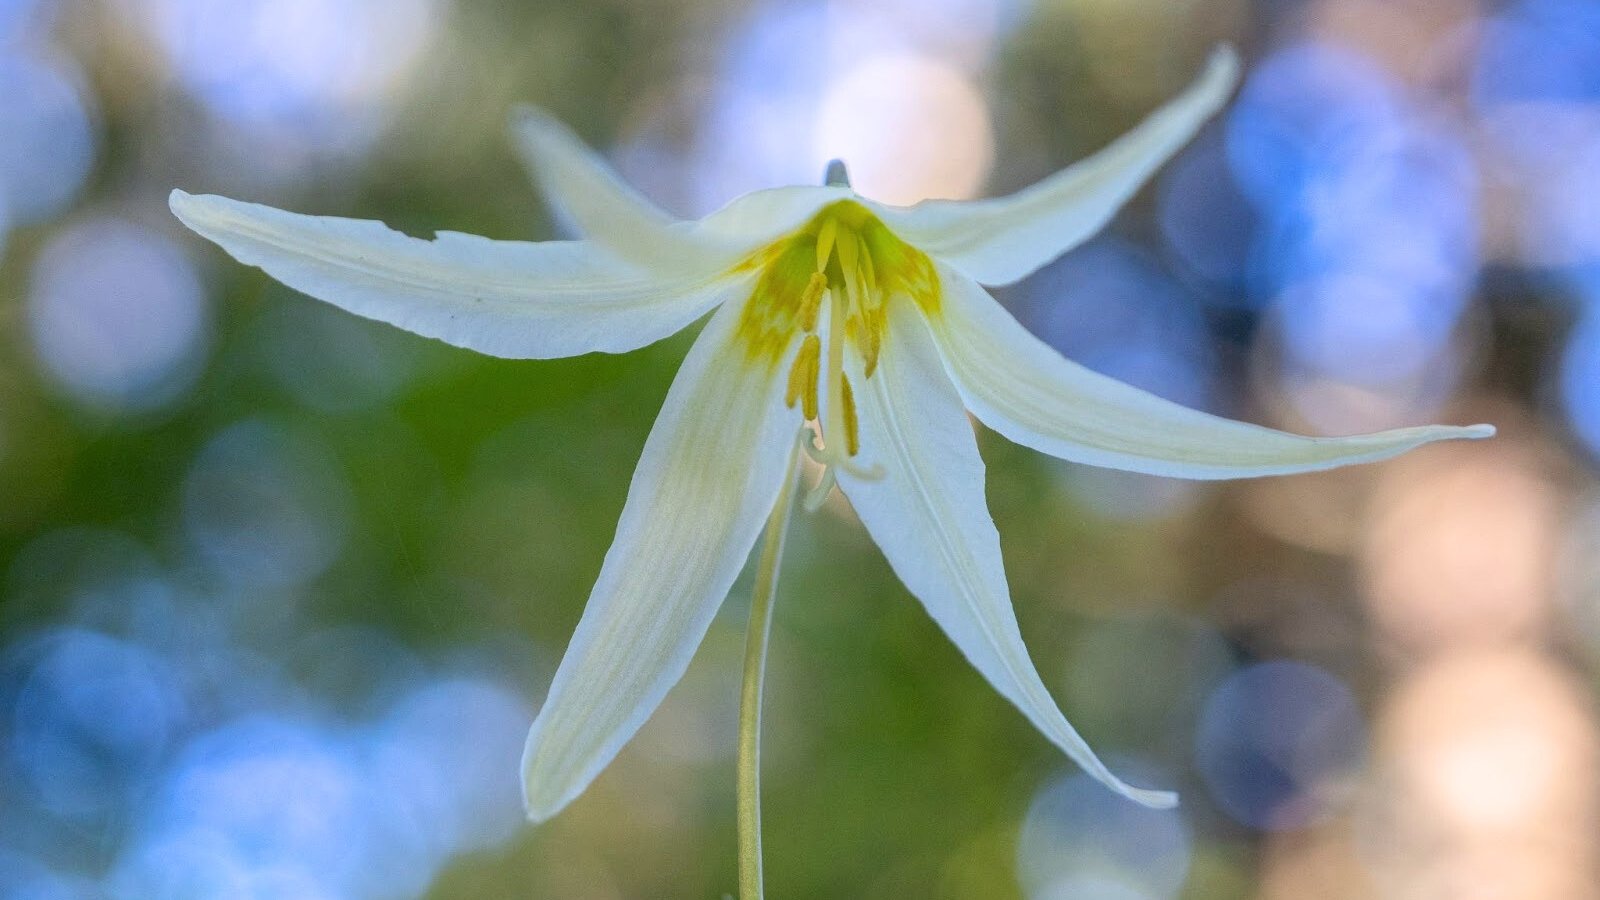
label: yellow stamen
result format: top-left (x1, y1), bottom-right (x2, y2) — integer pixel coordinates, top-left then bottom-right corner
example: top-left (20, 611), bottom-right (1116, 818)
top-left (840, 373), bottom-right (859, 457)
top-left (859, 312), bottom-right (882, 379)
top-left (824, 288), bottom-right (847, 451)
top-left (816, 218), bottom-right (837, 273)
top-left (784, 334), bottom-right (822, 420)
top-left (731, 199), bottom-right (937, 492)
top-left (734, 199), bottom-right (936, 370)
top-left (836, 228), bottom-right (860, 304)
top-left (798, 272), bottom-right (826, 334)
top-left (858, 237), bottom-right (878, 301)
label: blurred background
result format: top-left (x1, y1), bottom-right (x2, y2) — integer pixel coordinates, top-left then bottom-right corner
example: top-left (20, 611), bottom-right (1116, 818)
top-left (1, 0), bottom-right (1597, 897)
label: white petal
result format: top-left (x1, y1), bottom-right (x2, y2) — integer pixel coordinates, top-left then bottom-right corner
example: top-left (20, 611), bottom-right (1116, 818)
top-left (522, 298), bottom-right (799, 822)
top-left (509, 107), bottom-right (708, 269)
top-left (512, 107), bottom-right (850, 273)
top-left (876, 46), bottom-right (1240, 286)
top-left (170, 190), bottom-right (737, 359)
top-left (586, 183), bottom-right (852, 273)
top-left (687, 184), bottom-right (853, 249)
top-left (836, 301), bottom-right (1177, 809)
top-left (926, 267), bottom-right (1495, 478)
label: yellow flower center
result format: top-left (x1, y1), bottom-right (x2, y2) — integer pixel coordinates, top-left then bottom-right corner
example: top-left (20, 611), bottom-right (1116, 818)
top-left (734, 200), bottom-right (939, 486)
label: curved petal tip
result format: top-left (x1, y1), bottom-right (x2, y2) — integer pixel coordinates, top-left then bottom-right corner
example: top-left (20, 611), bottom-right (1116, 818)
top-left (1126, 786), bottom-right (1181, 810)
top-left (522, 772), bottom-right (568, 825)
top-left (169, 188), bottom-right (203, 221)
top-left (1462, 423), bottom-right (1497, 439)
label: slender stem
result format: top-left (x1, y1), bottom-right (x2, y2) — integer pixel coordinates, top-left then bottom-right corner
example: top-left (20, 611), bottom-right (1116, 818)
top-left (738, 433), bottom-right (803, 900)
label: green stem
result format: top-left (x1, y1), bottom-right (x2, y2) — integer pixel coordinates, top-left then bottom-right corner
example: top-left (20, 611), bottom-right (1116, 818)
top-left (738, 434), bottom-right (803, 900)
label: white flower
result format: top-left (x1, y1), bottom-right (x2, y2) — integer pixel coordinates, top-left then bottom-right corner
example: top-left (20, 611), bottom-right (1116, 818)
top-left (170, 47), bottom-right (1491, 820)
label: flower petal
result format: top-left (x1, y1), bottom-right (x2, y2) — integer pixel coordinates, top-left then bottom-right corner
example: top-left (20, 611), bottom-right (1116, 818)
top-left (926, 267), bottom-right (1494, 478)
top-left (875, 46), bottom-right (1239, 286)
top-left (689, 185), bottom-right (855, 252)
top-left (509, 107), bottom-right (706, 267)
top-left (835, 300), bottom-right (1177, 809)
top-left (522, 298), bottom-right (799, 822)
top-left (512, 107), bottom-right (850, 273)
top-left (170, 190), bottom-right (735, 359)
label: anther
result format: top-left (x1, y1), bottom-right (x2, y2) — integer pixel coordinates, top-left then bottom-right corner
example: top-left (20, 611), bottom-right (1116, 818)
top-left (859, 315), bottom-right (882, 379)
top-left (785, 335), bottom-right (821, 420)
top-left (840, 373), bottom-right (860, 457)
top-left (798, 273), bottom-right (827, 334)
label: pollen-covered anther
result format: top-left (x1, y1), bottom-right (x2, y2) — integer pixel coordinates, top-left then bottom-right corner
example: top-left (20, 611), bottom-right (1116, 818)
top-left (785, 334), bottom-right (822, 420)
top-left (840, 373), bottom-right (860, 456)
top-left (798, 272), bottom-right (827, 334)
top-left (853, 313), bottom-right (883, 378)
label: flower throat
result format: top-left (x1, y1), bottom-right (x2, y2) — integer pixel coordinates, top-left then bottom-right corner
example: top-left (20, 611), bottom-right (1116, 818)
top-left (733, 180), bottom-right (940, 501)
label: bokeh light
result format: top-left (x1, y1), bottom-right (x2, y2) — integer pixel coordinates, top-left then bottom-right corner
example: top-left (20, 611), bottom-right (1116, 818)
top-left (1224, 43), bottom-right (1400, 215)
top-left (1559, 311), bottom-right (1600, 458)
top-left (26, 219), bottom-right (208, 413)
top-left (682, 0), bottom-right (1004, 213)
top-left (684, 1), bottom-right (834, 210)
top-left (7, 628), bottom-right (187, 822)
top-left (1471, 0), bottom-right (1600, 270)
top-left (1017, 766), bottom-right (1192, 900)
top-left (1359, 439), bottom-right (1560, 656)
top-left (826, 0), bottom-right (1027, 73)
top-left (0, 48), bottom-right (95, 224)
top-left (130, 0), bottom-right (439, 135)
top-left (124, 716), bottom-right (377, 897)
top-left (180, 420), bottom-right (352, 589)
top-left (367, 676), bottom-right (529, 867)
top-left (1194, 661), bottom-right (1366, 831)
top-left (1156, 131), bottom-right (1255, 293)
top-left (1226, 42), bottom-right (1479, 432)
top-left (814, 54), bottom-right (993, 204)
top-left (1366, 650), bottom-right (1600, 899)
top-left (1020, 239), bottom-right (1217, 414)
top-left (106, 671), bottom-right (527, 900)
top-left (1016, 239), bottom-right (1217, 519)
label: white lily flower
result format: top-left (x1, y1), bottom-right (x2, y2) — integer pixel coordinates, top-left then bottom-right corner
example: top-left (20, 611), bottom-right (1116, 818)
top-left (170, 46), bottom-right (1492, 822)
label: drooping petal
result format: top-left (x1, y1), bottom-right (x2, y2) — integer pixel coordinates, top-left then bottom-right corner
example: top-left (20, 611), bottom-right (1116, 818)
top-left (509, 107), bottom-right (709, 270)
top-left (522, 298), bottom-right (799, 822)
top-left (171, 190), bottom-right (736, 359)
top-left (835, 300), bottom-right (1177, 809)
top-left (512, 107), bottom-right (850, 273)
top-left (926, 267), bottom-right (1494, 478)
top-left (875, 46), bottom-right (1240, 287)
